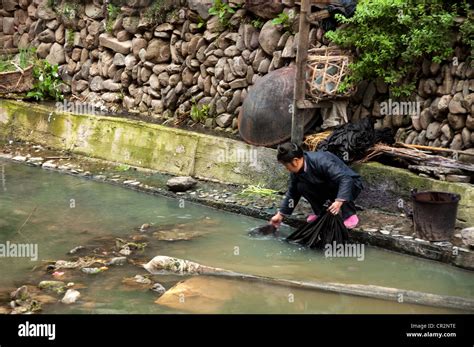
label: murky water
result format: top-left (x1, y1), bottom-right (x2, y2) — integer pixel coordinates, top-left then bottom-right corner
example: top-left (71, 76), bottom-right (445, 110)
top-left (0, 160), bottom-right (473, 314)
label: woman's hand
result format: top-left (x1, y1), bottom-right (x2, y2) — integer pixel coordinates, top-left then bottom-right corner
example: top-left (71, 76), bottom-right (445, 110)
top-left (327, 200), bottom-right (344, 215)
top-left (270, 212), bottom-right (283, 228)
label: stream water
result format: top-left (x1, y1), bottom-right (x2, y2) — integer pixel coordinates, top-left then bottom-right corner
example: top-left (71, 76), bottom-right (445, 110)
top-left (0, 160), bottom-right (473, 314)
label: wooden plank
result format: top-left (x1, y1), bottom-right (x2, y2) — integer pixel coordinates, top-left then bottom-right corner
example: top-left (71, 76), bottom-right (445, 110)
top-left (397, 142), bottom-right (474, 157)
top-left (291, 0), bottom-right (311, 145)
top-left (145, 256), bottom-right (474, 312)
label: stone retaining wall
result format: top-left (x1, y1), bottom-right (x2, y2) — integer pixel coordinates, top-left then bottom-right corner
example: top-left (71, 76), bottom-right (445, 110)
top-left (1, 0), bottom-right (472, 149)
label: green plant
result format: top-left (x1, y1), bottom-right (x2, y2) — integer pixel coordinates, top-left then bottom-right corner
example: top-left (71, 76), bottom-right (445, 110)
top-left (115, 164), bottom-right (130, 172)
top-left (459, 3), bottom-right (474, 49)
top-left (145, 0), bottom-right (178, 24)
top-left (239, 184), bottom-right (278, 198)
top-left (325, 0), bottom-right (472, 97)
top-left (66, 28), bottom-right (75, 46)
top-left (190, 102), bottom-right (210, 123)
top-left (251, 18), bottom-right (264, 29)
top-left (27, 60), bottom-right (64, 101)
top-left (208, 0), bottom-right (235, 28)
top-left (47, 0), bottom-right (59, 8)
top-left (106, 3), bottom-right (121, 32)
top-left (0, 48), bottom-right (36, 73)
top-left (272, 10), bottom-right (295, 33)
top-left (197, 16), bottom-right (206, 29)
top-left (60, 2), bottom-right (79, 20)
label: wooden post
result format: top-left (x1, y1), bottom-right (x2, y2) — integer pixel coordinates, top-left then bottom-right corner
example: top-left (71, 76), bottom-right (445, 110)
top-left (291, 0), bottom-right (311, 145)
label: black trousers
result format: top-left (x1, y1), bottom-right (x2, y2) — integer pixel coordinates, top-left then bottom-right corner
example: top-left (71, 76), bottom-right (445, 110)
top-left (296, 178), bottom-right (363, 220)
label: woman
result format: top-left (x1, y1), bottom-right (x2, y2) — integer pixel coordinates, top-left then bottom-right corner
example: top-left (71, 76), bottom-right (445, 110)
top-left (270, 142), bottom-right (363, 229)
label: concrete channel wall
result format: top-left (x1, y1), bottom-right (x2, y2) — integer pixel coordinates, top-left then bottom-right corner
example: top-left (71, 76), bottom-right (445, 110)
top-left (0, 99), bottom-right (473, 224)
top-left (0, 100), bottom-right (287, 189)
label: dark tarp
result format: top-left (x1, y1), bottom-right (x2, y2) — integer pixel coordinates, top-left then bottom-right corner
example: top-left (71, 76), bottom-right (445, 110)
top-left (321, 0), bottom-right (358, 31)
top-left (317, 117), bottom-right (395, 163)
top-left (286, 212), bottom-right (349, 249)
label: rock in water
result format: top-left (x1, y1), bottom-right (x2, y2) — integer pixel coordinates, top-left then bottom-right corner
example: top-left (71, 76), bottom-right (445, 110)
top-left (61, 289), bottom-right (81, 304)
top-left (154, 277), bottom-right (236, 313)
top-left (461, 227), bottom-right (474, 247)
top-left (166, 176), bottom-right (197, 192)
top-left (38, 281), bottom-right (66, 294)
top-left (151, 283), bottom-right (166, 296)
top-left (106, 257), bottom-right (128, 266)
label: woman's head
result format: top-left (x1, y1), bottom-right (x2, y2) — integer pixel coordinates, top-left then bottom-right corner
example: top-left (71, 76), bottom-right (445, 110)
top-left (277, 142), bottom-right (304, 173)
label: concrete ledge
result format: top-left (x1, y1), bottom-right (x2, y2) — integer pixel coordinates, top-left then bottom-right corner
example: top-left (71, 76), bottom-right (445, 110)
top-left (0, 100), bottom-right (287, 189)
top-left (354, 162), bottom-right (474, 224)
top-left (0, 99), bottom-right (472, 225)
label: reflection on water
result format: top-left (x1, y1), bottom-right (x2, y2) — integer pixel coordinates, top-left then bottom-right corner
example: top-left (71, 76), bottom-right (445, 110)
top-left (0, 160), bottom-right (473, 314)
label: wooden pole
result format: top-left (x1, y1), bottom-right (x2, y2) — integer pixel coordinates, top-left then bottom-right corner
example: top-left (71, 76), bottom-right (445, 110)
top-left (144, 256), bottom-right (474, 312)
top-left (291, 0), bottom-right (311, 145)
top-left (396, 142), bottom-right (474, 157)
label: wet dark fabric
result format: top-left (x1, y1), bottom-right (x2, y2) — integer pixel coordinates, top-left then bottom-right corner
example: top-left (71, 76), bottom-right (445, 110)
top-left (279, 151), bottom-right (363, 220)
top-left (321, 0), bottom-right (358, 31)
top-left (248, 224), bottom-right (276, 236)
top-left (317, 118), bottom-right (395, 163)
top-left (286, 212), bottom-right (349, 249)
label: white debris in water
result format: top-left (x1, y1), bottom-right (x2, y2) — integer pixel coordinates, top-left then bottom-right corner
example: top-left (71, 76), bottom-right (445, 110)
top-left (403, 236), bottom-right (413, 239)
top-left (379, 230), bottom-right (390, 235)
top-left (12, 155), bottom-right (27, 162)
top-left (124, 180), bottom-right (140, 186)
top-left (364, 228), bottom-right (378, 233)
top-left (42, 161), bottom-right (57, 169)
top-left (61, 289), bottom-right (81, 304)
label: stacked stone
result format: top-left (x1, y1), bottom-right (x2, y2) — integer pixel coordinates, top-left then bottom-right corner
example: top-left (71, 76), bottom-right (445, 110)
top-left (1, 0), bottom-right (472, 146)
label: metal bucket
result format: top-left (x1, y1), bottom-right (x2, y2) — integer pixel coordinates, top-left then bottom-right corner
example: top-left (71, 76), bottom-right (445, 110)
top-left (411, 190), bottom-right (461, 241)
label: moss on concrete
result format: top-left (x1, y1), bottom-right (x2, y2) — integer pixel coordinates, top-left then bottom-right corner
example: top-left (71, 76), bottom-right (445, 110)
top-left (1, 99), bottom-right (471, 223)
top-left (354, 162), bottom-right (474, 224)
top-left (0, 100), bottom-right (284, 187)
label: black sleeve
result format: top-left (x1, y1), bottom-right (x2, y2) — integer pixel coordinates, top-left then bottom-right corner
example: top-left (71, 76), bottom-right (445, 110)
top-left (279, 174), bottom-right (301, 216)
top-left (319, 154), bottom-right (357, 202)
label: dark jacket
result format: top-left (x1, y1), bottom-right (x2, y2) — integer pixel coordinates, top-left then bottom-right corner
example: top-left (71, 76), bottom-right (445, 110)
top-left (279, 151), bottom-right (363, 216)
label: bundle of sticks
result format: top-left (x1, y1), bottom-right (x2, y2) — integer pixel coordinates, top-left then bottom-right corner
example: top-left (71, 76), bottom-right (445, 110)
top-left (359, 143), bottom-right (474, 181)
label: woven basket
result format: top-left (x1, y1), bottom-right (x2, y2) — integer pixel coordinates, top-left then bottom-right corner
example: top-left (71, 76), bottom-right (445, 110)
top-left (0, 65), bottom-right (34, 94)
top-left (306, 46), bottom-right (353, 103)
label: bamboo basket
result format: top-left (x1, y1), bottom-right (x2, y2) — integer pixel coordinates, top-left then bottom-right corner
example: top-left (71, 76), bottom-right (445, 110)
top-left (0, 65), bottom-right (34, 94)
top-left (305, 46), bottom-right (353, 103)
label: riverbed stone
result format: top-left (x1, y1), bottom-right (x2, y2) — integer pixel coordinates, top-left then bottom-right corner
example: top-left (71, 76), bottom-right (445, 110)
top-left (38, 281), bottom-right (66, 294)
top-left (145, 39), bottom-right (171, 63)
top-left (166, 176), bottom-right (197, 192)
top-left (449, 93), bottom-right (467, 114)
top-left (99, 34), bottom-right (132, 54)
top-left (461, 227), bottom-right (474, 247)
top-left (61, 289), bottom-right (81, 304)
top-left (216, 113), bottom-right (233, 127)
top-left (46, 42), bottom-right (65, 65)
top-left (258, 20), bottom-right (282, 55)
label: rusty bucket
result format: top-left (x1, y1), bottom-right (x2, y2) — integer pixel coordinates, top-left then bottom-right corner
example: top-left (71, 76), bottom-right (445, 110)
top-left (411, 190), bottom-right (461, 241)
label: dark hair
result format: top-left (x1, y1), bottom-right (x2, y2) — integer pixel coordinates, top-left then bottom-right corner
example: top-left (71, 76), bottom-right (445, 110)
top-left (277, 142), bottom-right (304, 163)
